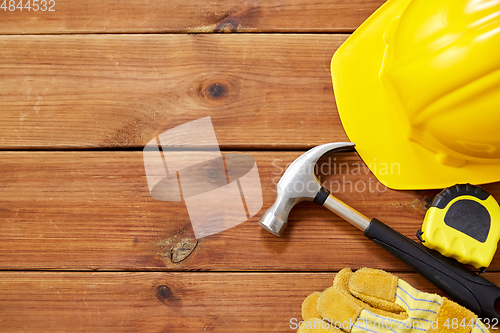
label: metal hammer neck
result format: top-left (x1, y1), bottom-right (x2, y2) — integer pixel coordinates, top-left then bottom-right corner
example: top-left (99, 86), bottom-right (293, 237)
top-left (323, 195), bottom-right (371, 231)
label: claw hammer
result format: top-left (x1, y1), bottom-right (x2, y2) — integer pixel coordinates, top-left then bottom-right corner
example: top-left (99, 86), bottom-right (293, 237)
top-left (259, 142), bottom-right (500, 319)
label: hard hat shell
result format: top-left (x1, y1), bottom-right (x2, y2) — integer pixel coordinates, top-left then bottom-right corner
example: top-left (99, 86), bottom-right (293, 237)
top-left (331, 0), bottom-right (500, 190)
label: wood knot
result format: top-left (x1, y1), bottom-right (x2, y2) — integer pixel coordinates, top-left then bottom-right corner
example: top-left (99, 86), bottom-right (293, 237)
top-left (156, 223), bottom-right (198, 264)
top-left (203, 82), bottom-right (229, 101)
top-left (207, 168), bottom-right (219, 179)
top-left (154, 284), bottom-right (181, 306)
top-left (190, 76), bottom-right (239, 106)
top-left (157, 285), bottom-right (173, 299)
top-left (171, 238), bottom-right (198, 263)
top-left (215, 18), bottom-right (239, 33)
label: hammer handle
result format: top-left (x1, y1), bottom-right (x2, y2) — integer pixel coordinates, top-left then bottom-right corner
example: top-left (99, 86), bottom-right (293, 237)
top-left (364, 218), bottom-right (500, 320)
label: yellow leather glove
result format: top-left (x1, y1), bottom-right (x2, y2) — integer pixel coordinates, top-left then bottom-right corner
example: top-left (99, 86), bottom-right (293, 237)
top-left (298, 268), bottom-right (490, 333)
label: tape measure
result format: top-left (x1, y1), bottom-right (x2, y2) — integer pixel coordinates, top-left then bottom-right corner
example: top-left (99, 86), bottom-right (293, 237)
top-left (418, 184), bottom-right (500, 269)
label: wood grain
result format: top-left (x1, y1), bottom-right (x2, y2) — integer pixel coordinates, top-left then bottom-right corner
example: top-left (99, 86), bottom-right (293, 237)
top-left (0, 34), bottom-right (349, 149)
top-left (1, 271), bottom-right (497, 333)
top-left (0, 0), bottom-right (384, 34)
top-left (3, 1), bottom-right (498, 330)
top-left (2, 150), bottom-right (500, 271)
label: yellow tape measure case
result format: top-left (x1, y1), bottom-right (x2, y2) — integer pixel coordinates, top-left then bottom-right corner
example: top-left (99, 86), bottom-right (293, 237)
top-left (420, 184), bottom-right (500, 269)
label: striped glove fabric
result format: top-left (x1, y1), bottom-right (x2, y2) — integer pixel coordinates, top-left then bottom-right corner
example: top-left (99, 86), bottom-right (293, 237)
top-left (298, 268), bottom-right (490, 333)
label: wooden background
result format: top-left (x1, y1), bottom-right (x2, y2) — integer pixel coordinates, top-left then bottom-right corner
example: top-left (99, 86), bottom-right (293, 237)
top-left (1, 1), bottom-right (500, 331)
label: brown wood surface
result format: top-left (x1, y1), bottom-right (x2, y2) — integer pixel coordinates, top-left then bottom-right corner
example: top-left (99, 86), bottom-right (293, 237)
top-left (0, 151), bottom-right (427, 271)
top-left (2, 150), bottom-right (500, 272)
top-left (0, 34), bottom-right (348, 149)
top-left (1, 271), bottom-right (498, 333)
top-left (2, 0), bottom-right (500, 331)
top-left (0, 0), bottom-right (384, 34)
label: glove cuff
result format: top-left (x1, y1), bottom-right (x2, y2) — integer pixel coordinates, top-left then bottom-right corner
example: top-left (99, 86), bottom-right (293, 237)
top-left (428, 298), bottom-right (477, 333)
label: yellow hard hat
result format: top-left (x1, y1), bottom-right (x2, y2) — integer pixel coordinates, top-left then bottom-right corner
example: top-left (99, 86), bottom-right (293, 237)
top-left (331, 0), bottom-right (500, 190)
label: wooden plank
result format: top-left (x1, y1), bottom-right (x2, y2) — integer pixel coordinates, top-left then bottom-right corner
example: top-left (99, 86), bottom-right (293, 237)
top-left (0, 0), bottom-right (384, 34)
top-left (0, 34), bottom-right (349, 149)
top-left (1, 271), bottom-right (498, 332)
top-left (2, 150), bottom-right (500, 271)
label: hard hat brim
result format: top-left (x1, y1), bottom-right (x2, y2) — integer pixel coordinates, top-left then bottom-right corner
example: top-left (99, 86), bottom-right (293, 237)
top-left (331, 0), bottom-right (500, 190)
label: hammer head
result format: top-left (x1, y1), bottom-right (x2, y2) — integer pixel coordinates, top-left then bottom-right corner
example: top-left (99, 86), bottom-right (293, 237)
top-left (259, 142), bottom-right (355, 236)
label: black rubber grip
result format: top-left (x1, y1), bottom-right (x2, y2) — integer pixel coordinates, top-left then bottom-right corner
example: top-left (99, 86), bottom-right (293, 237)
top-left (432, 183), bottom-right (489, 209)
top-left (313, 186), bottom-right (330, 205)
top-left (364, 218), bottom-right (500, 319)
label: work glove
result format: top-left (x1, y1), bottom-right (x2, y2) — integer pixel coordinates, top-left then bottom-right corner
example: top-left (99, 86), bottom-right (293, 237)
top-left (297, 268), bottom-right (490, 333)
